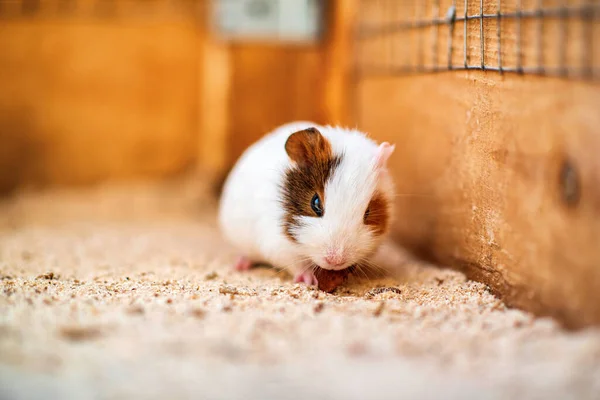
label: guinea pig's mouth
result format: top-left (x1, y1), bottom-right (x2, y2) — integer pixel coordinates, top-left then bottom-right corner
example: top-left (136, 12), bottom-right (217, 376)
top-left (315, 262), bottom-right (354, 272)
top-left (314, 264), bottom-right (355, 274)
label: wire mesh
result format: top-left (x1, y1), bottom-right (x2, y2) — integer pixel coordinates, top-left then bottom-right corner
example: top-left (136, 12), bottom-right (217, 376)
top-left (355, 0), bottom-right (600, 81)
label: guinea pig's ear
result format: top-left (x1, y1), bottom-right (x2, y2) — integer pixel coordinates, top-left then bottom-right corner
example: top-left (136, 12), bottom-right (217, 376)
top-left (285, 127), bottom-right (330, 166)
top-left (375, 142), bottom-right (395, 168)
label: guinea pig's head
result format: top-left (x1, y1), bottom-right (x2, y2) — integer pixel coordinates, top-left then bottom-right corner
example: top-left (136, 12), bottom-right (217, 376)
top-left (281, 126), bottom-right (395, 271)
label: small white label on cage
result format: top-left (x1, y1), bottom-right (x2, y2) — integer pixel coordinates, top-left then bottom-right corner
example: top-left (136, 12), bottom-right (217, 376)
top-left (214, 0), bottom-right (322, 41)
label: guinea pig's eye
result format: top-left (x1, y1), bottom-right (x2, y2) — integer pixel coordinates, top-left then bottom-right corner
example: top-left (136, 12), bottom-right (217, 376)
top-left (363, 207), bottom-right (370, 222)
top-left (311, 194), bottom-right (323, 217)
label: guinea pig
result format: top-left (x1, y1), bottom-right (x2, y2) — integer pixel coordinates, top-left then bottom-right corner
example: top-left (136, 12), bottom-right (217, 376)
top-left (218, 121), bottom-right (395, 287)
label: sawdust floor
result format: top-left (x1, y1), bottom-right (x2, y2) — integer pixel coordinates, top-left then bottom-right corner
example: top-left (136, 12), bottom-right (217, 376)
top-left (0, 178), bottom-right (599, 400)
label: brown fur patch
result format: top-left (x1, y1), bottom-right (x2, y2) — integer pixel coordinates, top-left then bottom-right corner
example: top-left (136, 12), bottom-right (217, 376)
top-left (364, 191), bottom-right (390, 236)
top-left (281, 128), bottom-right (342, 242)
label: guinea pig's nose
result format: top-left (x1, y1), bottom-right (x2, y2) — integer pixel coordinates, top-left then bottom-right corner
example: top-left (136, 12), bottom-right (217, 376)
top-left (325, 251), bottom-right (346, 267)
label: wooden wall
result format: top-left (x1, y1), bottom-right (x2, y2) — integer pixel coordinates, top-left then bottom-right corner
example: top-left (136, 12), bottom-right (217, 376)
top-left (0, 3), bottom-right (202, 193)
top-left (359, 73), bottom-right (600, 329)
top-left (226, 45), bottom-right (326, 165)
top-left (0, 1), bottom-right (352, 192)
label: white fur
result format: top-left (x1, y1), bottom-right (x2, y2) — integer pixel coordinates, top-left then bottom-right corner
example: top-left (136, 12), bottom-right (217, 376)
top-left (218, 121), bottom-right (395, 276)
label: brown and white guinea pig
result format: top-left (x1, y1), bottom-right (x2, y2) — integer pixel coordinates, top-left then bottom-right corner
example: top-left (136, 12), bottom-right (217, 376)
top-left (218, 121), bottom-right (396, 286)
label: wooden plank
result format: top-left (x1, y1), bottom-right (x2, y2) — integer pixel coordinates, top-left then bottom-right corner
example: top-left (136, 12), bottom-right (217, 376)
top-left (357, 71), bottom-right (600, 329)
top-left (0, 13), bottom-right (199, 191)
top-left (197, 1), bottom-right (231, 177)
top-left (226, 43), bottom-right (327, 166)
top-left (224, 0), bottom-right (359, 166)
top-left (322, 0), bottom-right (358, 126)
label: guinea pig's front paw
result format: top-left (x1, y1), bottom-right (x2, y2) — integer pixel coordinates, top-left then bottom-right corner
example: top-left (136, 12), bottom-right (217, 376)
top-left (293, 270), bottom-right (318, 287)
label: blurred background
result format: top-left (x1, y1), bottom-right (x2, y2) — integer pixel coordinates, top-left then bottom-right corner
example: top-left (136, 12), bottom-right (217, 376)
top-left (0, 0), bottom-right (597, 192)
top-left (0, 0), bottom-right (599, 327)
top-left (0, 0), bottom-right (340, 194)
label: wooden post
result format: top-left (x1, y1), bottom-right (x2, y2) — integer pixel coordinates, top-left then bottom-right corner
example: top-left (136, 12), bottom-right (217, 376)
top-left (323, 0), bottom-right (358, 127)
top-left (197, 0), bottom-right (231, 178)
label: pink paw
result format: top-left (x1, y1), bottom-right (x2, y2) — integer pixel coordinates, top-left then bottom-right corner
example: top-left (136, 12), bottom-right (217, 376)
top-left (294, 270), bottom-right (318, 286)
top-left (233, 256), bottom-right (253, 272)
